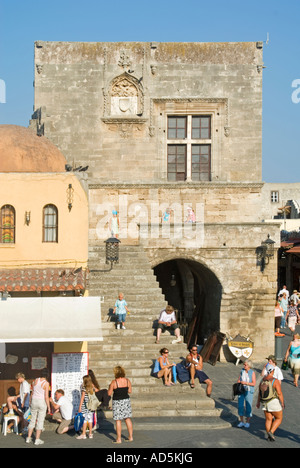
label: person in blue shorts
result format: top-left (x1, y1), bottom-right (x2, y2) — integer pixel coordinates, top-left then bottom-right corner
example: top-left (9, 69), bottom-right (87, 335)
top-left (186, 345), bottom-right (212, 396)
top-left (113, 292), bottom-right (130, 330)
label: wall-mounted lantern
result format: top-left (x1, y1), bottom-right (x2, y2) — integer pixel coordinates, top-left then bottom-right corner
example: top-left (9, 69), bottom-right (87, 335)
top-left (25, 211), bottom-right (31, 226)
top-left (67, 184), bottom-right (74, 212)
top-left (256, 234), bottom-right (275, 272)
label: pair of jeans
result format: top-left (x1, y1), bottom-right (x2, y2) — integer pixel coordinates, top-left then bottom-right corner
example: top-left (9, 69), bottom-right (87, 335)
top-left (116, 313), bottom-right (126, 323)
top-left (238, 391), bottom-right (254, 418)
top-left (281, 310), bottom-right (287, 328)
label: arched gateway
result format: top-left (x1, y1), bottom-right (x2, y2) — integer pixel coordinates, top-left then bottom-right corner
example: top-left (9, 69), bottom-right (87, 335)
top-left (153, 259), bottom-right (222, 346)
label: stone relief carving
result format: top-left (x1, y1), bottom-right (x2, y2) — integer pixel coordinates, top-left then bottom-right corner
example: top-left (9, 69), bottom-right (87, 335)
top-left (118, 51), bottom-right (132, 70)
top-left (103, 120), bottom-right (146, 139)
top-left (103, 73), bottom-right (144, 118)
top-left (111, 78), bottom-right (138, 98)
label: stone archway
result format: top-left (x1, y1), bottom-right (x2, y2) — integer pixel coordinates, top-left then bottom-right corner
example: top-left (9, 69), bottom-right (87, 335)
top-left (153, 259), bottom-right (222, 345)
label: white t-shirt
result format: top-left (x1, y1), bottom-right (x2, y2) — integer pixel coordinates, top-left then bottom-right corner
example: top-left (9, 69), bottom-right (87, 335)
top-left (278, 288), bottom-right (289, 299)
top-left (262, 366), bottom-right (283, 381)
top-left (57, 396), bottom-right (73, 420)
top-left (159, 310), bottom-right (176, 323)
top-left (20, 380), bottom-right (31, 406)
top-left (290, 293), bottom-right (299, 304)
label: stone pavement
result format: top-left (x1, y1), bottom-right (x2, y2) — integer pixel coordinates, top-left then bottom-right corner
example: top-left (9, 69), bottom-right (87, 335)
top-left (1, 326), bottom-right (300, 449)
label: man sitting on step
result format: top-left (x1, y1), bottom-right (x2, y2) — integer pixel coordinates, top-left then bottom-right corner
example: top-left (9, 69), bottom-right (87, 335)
top-left (155, 305), bottom-right (182, 344)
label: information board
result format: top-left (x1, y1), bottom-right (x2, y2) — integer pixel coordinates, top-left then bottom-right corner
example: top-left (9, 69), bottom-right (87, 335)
top-left (51, 352), bottom-right (89, 417)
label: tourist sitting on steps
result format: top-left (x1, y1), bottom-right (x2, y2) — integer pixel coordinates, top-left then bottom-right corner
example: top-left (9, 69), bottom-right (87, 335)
top-left (152, 348), bottom-right (177, 387)
top-left (155, 305), bottom-right (181, 344)
top-left (185, 344), bottom-right (212, 396)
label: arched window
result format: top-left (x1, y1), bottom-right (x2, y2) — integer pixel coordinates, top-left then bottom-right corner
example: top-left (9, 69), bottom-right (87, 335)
top-left (43, 204), bottom-right (58, 242)
top-left (1, 205), bottom-right (16, 243)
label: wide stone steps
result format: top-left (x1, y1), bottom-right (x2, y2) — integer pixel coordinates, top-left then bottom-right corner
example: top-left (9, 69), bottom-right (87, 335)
top-left (86, 244), bottom-right (232, 428)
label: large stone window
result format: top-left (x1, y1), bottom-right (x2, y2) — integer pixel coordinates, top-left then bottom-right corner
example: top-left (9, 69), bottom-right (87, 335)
top-left (167, 115), bottom-right (212, 181)
top-left (151, 98), bottom-right (228, 182)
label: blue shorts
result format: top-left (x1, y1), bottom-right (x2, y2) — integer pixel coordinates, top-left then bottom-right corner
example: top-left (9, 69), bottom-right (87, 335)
top-left (116, 313), bottom-right (126, 323)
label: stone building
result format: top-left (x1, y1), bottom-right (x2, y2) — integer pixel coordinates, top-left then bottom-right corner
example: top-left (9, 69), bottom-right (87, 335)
top-left (30, 41), bottom-right (280, 360)
top-left (261, 182), bottom-right (300, 293)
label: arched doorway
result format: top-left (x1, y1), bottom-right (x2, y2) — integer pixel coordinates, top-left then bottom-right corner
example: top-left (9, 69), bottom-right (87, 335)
top-left (153, 259), bottom-right (222, 346)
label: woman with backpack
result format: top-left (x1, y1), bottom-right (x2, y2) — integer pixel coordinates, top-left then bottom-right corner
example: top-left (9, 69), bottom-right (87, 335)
top-left (256, 365), bottom-right (284, 442)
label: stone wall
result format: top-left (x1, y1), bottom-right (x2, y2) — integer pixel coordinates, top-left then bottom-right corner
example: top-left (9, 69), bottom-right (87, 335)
top-left (88, 182), bottom-right (265, 245)
top-left (31, 40), bottom-right (279, 360)
top-left (32, 41), bottom-right (263, 184)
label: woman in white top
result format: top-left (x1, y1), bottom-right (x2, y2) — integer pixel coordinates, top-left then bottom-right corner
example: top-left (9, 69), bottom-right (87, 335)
top-left (26, 372), bottom-right (50, 445)
top-left (261, 356), bottom-right (283, 384)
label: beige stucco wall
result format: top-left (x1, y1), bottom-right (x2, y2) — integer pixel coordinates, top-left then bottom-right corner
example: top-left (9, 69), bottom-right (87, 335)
top-left (0, 173), bottom-right (88, 269)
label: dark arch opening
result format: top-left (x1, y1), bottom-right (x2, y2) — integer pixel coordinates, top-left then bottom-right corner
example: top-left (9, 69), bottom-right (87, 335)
top-left (153, 259), bottom-right (222, 346)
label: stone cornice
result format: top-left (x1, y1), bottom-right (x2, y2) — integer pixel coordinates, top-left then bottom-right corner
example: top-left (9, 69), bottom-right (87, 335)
top-left (89, 181), bottom-right (264, 189)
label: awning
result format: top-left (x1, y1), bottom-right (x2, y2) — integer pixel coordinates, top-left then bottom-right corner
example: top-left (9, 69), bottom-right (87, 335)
top-left (0, 268), bottom-right (87, 293)
top-left (0, 297), bottom-right (103, 343)
top-left (286, 246), bottom-right (300, 254)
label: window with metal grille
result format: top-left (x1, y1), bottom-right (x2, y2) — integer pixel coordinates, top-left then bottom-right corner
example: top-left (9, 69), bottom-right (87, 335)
top-left (0, 205), bottom-right (15, 243)
top-left (43, 204), bottom-right (58, 242)
top-left (271, 191), bottom-right (279, 203)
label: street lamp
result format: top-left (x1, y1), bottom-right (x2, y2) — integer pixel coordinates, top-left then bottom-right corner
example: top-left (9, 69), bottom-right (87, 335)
top-left (256, 234), bottom-right (275, 272)
top-left (90, 237), bottom-right (120, 273)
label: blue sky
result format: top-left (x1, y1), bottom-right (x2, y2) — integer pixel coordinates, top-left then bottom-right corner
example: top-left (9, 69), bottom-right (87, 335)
top-left (0, 0), bottom-right (299, 183)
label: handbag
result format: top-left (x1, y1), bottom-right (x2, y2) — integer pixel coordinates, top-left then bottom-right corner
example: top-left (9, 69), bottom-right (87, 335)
top-left (87, 391), bottom-right (101, 411)
top-left (232, 382), bottom-right (245, 400)
top-left (74, 412), bottom-right (84, 432)
top-left (281, 360), bottom-right (289, 370)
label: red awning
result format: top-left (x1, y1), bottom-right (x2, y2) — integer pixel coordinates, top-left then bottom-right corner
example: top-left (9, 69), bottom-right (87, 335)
top-left (0, 268), bottom-right (87, 293)
top-left (281, 241), bottom-right (294, 248)
top-left (286, 246), bottom-right (300, 254)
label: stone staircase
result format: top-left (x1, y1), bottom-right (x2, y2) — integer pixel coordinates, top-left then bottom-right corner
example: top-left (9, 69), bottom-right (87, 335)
top-left (87, 244), bottom-right (232, 428)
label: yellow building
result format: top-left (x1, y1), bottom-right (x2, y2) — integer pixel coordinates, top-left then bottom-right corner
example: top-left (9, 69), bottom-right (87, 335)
top-left (0, 125), bottom-right (101, 404)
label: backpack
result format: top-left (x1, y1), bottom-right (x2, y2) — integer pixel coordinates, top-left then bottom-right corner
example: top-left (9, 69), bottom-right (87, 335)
top-left (259, 378), bottom-right (277, 403)
top-left (153, 359), bottom-right (161, 374)
top-left (87, 391), bottom-right (100, 411)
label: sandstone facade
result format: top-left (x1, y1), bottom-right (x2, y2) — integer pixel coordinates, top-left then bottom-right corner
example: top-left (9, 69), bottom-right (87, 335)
top-left (31, 41), bottom-right (279, 360)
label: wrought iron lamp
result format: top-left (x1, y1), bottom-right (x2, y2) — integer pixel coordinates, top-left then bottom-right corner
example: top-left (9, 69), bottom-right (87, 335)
top-left (90, 237), bottom-right (121, 273)
top-left (256, 234), bottom-right (275, 272)
top-left (67, 184), bottom-right (74, 212)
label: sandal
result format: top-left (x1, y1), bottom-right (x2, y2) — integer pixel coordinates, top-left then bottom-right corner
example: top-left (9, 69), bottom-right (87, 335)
top-left (76, 434), bottom-right (87, 440)
top-left (190, 383), bottom-right (195, 389)
top-left (112, 440), bottom-right (122, 444)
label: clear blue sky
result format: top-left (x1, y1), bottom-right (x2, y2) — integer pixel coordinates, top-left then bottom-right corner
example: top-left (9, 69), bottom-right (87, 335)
top-left (0, 0), bottom-right (299, 183)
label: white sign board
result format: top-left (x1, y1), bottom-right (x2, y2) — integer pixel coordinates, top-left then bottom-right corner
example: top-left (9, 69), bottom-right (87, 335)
top-left (51, 352), bottom-right (89, 417)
